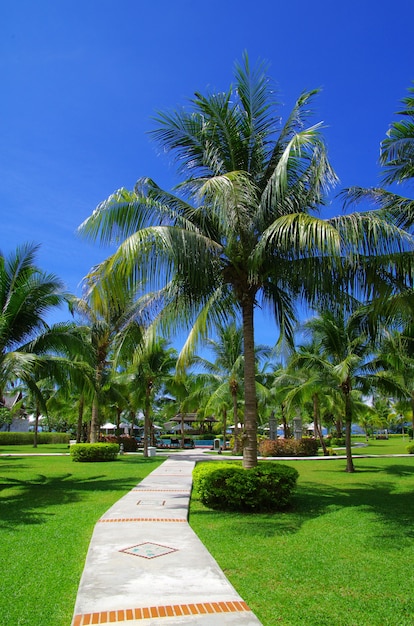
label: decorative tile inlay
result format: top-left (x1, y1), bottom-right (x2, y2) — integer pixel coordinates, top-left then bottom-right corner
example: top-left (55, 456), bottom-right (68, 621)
top-left (136, 499), bottom-right (166, 506)
top-left (120, 542), bottom-right (178, 559)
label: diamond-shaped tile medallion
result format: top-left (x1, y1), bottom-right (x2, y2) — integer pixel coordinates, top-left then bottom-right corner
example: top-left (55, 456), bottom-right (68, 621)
top-left (120, 542), bottom-right (178, 559)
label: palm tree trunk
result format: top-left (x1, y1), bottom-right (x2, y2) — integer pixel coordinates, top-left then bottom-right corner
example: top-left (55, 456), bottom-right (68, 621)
top-left (76, 395), bottom-right (84, 443)
top-left (143, 387), bottom-right (151, 457)
top-left (411, 391), bottom-right (414, 438)
top-left (313, 393), bottom-right (328, 456)
top-left (343, 382), bottom-right (355, 473)
top-left (222, 407), bottom-right (227, 452)
top-left (33, 403), bottom-right (40, 448)
top-left (281, 402), bottom-right (290, 438)
top-left (90, 397), bottom-right (99, 443)
top-left (180, 414), bottom-right (185, 449)
top-left (230, 381), bottom-right (239, 454)
top-left (241, 296), bottom-right (258, 469)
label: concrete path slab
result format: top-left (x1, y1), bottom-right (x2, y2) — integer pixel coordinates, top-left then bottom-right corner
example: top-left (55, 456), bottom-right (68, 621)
top-left (71, 452), bottom-right (262, 625)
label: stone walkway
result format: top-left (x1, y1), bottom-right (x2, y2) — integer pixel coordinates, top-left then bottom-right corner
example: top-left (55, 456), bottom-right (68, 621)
top-left (71, 451), bottom-right (262, 625)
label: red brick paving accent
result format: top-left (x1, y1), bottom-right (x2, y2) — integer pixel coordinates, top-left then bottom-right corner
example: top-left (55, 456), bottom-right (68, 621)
top-left (72, 600), bottom-right (252, 624)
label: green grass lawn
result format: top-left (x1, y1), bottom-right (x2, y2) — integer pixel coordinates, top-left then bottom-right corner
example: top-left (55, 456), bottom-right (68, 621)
top-left (0, 453), bottom-right (163, 626)
top-left (190, 454), bottom-right (414, 626)
top-left (1, 442), bottom-right (413, 626)
top-left (336, 434), bottom-right (413, 456)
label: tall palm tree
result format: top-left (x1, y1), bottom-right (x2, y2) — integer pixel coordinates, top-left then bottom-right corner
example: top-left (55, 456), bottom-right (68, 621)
top-left (79, 55), bottom-right (409, 467)
top-left (0, 243), bottom-right (66, 396)
top-left (303, 310), bottom-right (376, 472)
top-left (70, 273), bottom-right (144, 442)
top-left (122, 336), bottom-right (177, 456)
top-left (197, 321), bottom-right (271, 453)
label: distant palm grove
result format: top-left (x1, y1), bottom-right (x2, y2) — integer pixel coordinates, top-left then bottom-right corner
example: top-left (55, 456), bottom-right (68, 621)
top-left (2, 55), bottom-right (414, 471)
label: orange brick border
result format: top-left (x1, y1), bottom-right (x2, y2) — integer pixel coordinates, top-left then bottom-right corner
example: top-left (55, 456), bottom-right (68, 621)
top-left (72, 600), bottom-right (251, 625)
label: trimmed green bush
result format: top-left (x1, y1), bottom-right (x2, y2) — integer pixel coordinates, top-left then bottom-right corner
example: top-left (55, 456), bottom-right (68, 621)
top-left (0, 431), bottom-right (70, 446)
top-left (259, 437), bottom-right (319, 457)
top-left (70, 443), bottom-right (119, 462)
top-left (329, 436), bottom-right (346, 446)
top-left (103, 434), bottom-right (138, 452)
top-left (407, 442), bottom-right (414, 454)
top-left (193, 461), bottom-right (299, 512)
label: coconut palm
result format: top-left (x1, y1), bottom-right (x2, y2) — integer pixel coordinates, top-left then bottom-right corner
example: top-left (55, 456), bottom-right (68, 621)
top-left (0, 243), bottom-right (66, 394)
top-left (0, 244), bottom-right (95, 438)
top-left (197, 321), bottom-right (272, 452)
top-left (70, 272), bottom-right (144, 442)
top-left (122, 336), bottom-right (177, 456)
top-left (302, 309), bottom-right (378, 472)
top-left (79, 55), bottom-right (410, 467)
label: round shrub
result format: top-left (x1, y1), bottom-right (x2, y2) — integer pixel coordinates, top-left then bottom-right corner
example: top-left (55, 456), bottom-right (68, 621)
top-left (407, 442), bottom-right (414, 454)
top-left (70, 443), bottom-right (119, 462)
top-left (193, 461), bottom-right (299, 512)
top-left (330, 436), bottom-right (346, 446)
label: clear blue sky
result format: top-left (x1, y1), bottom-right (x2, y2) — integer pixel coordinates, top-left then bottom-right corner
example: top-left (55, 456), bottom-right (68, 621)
top-left (2, 0), bottom-right (413, 349)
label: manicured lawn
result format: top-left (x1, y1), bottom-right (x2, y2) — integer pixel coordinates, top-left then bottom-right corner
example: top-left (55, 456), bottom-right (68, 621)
top-left (0, 453), bottom-right (163, 625)
top-left (2, 443), bottom-right (413, 625)
top-left (190, 455), bottom-right (414, 626)
top-left (338, 434), bottom-right (412, 456)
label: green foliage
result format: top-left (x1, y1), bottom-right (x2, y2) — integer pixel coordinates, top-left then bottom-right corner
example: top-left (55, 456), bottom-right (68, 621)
top-left (103, 434), bottom-right (138, 452)
top-left (191, 457), bottom-right (414, 625)
top-left (328, 436), bottom-right (346, 446)
top-left (0, 453), bottom-right (163, 625)
top-left (193, 461), bottom-right (298, 512)
top-left (0, 407), bottom-right (13, 427)
top-left (70, 443), bottom-right (119, 462)
top-left (259, 437), bottom-right (319, 457)
top-left (0, 431), bottom-right (70, 445)
top-left (407, 442), bottom-right (414, 454)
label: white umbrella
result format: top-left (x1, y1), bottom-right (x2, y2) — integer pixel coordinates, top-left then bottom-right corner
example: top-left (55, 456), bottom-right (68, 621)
top-left (171, 423), bottom-right (192, 432)
top-left (101, 422), bottom-right (116, 430)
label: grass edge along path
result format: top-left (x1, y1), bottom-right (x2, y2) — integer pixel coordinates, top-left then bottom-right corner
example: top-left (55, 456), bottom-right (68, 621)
top-left (0, 453), bottom-right (163, 626)
top-left (189, 455), bottom-right (414, 626)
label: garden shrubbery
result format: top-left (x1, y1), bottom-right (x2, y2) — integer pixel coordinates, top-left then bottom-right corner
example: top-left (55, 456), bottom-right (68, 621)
top-left (328, 436), bottom-right (346, 447)
top-left (102, 434), bottom-right (138, 452)
top-left (70, 443), bottom-right (119, 462)
top-left (0, 432), bottom-right (70, 445)
top-left (193, 461), bottom-right (299, 512)
top-left (259, 437), bottom-right (319, 457)
top-left (407, 442), bottom-right (414, 454)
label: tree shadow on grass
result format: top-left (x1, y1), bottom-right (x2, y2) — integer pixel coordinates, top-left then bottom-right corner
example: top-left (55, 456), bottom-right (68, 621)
top-left (190, 460), bottom-right (414, 544)
top-left (0, 457), bottom-right (161, 530)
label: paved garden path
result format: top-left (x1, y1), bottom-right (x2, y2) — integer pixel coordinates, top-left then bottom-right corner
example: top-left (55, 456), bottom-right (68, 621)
top-left (71, 450), bottom-right (263, 625)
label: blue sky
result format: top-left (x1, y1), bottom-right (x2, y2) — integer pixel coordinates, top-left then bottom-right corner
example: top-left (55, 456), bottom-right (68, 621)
top-left (2, 0), bottom-right (414, 349)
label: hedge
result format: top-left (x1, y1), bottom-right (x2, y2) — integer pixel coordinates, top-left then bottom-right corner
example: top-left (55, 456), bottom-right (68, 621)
top-left (102, 434), bottom-right (138, 452)
top-left (259, 437), bottom-right (319, 457)
top-left (193, 461), bottom-right (299, 512)
top-left (70, 443), bottom-right (119, 462)
top-left (407, 442), bottom-right (414, 454)
top-left (0, 432), bottom-right (70, 446)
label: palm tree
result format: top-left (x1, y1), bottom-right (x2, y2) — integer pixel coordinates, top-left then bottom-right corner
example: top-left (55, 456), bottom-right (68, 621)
top-left (380, 83), bottom-right (414, 186)
top-left (303, 309), bottom-right (376, 472)
top-left (79, 55), bottom-right (409, 468)
top-left (197, 321), bottom-right (272, 453)
top-left (70, 273), bottom-right (144, 443)
top-left (0, 244), bottom-right (66, 396)
top-left (122, 336), bottom-right (177, 456)
top-left (279, 342), bottom-right (339, 455)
